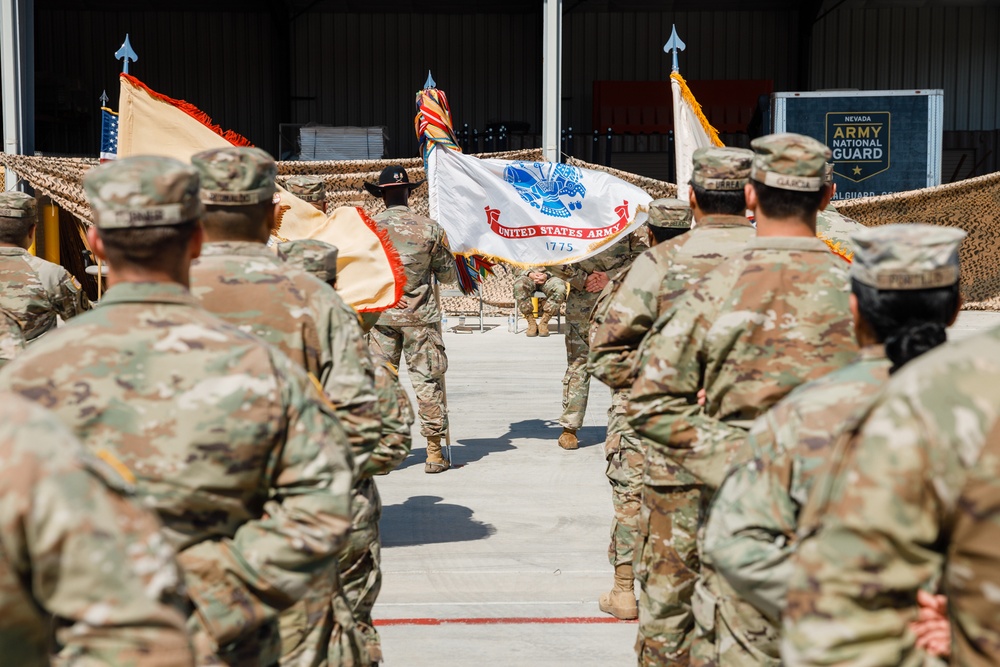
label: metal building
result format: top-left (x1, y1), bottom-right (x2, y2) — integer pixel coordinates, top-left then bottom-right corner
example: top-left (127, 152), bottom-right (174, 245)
top-left (5, 0), bottom-right (1000, 180)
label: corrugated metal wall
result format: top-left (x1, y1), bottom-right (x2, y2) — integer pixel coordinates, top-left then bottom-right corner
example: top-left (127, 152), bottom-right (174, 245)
top-left (34, 7), bottom-right (282, 156)
top-left (29, 5), bottom-right (1000, 159)
top-left (809, 5), bottom-right (1000, 131)
top-left (286, 10), bottom-right (542, 159)
top-left (562, 9), bottom-right (802, 137)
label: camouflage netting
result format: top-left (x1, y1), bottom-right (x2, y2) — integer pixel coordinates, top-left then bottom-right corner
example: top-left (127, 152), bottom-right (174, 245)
top-left (2, 152), bottom-right (998, 311)
top-left (837, 171), bottom-right (1000, 311)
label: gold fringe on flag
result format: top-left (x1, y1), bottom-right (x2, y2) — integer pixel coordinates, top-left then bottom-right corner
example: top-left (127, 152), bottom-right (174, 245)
top-left (670, 71), bottom-right (724, 148)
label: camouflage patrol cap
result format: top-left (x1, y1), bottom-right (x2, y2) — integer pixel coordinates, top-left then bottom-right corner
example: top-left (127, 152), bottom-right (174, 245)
top-left (191, 147), bottom-right (277, 206)
top-left (278, 238), bottom-right (339, 284)
top-left (83, 156), bottom-right (203, 229)
top-left (0, 192), bottom-right (37, 221)
top-left (691, 147), bottom-right (753, 191)
top-left (285, 175), bottom-right (326, 203)
top-left (750, 133), bottom-right (832, 192)
top-left (647, 198), bottom-right (692, 229)
top-left (851, 223), bottom-right (966, 290)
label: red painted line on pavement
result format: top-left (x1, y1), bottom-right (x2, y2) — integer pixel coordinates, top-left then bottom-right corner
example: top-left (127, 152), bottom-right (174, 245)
top-left (375, 617), bottom-right (636, 626)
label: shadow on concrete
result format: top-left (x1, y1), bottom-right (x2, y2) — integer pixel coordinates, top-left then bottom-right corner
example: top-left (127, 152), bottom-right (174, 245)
top-left (381, 495), bottom-right (496, 547)
top-left (394, 419), bottom-right (607, 472)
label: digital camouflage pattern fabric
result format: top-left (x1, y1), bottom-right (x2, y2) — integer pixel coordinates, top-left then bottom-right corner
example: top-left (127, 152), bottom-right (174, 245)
top-left (512, 267), bottom-right (567, 316)
top-left (0, 247), bottom-right (91, 344)
top-left (278, 238), bottom-right (339, 285)
top-left (0, 282), bottom-right (356, 667)
top-left (690, 147), bottom-right (753, 192)
top-left (590, 264), bottom-right (646, 571)
top-left (627, 235), bottom-right (855, 665)
top-left (548, 232), bottom-right (644, 431)
top-left (337, 361), bottom-right (414, 661)
top-left (588, 216), bottom-right (752, 666)
top-left (0, 308), bottom-right (24, 369)
top-left (84, 156), bottom-right (203, 229)
top-left (191, 241), bottom-right (379, 469)
top-left (628, 235), bottom-right (857, 492)
top-left (698, 347), bottom-right (890, 666)
top-left (372, 205), bottom-right (456, 328)
top-left (370, 204), bottom-right (456, 438)
top-left (0, 392), bottom-right (193, 667)
top-left (783, 325), bottom-right (1000, 666)
top-left (749, 133), bottom-right (830, 193)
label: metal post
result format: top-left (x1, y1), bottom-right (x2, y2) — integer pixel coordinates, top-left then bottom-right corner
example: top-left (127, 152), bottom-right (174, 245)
top-left (542, 0), bottom-right (562, 163)
top-left (1, 0), bottom-right (33, 190)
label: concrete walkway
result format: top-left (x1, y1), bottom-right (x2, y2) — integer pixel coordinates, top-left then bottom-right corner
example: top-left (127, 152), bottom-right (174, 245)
top-left (374, 310), bottom-right (1000, 666)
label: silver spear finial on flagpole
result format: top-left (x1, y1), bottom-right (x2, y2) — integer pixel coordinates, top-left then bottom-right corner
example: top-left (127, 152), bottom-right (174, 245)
top-left (664, 24), bottom-right (686, 73)
top-left (424, 70), bottom-right (436, 89)
top-left (115, 34), bottom-right (138, 74)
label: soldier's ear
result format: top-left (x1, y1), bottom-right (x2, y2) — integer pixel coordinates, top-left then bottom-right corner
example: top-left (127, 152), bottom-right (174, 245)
top-left (744, 183), bottom-right (758, 213)
top-left (818, 183), bottom-right (835, 211)
top-left (88, 226), bottom-right (107, 262)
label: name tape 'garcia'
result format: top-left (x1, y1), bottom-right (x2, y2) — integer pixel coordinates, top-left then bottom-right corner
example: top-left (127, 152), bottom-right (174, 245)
top-left (754, 168), bottom-right (824, 192)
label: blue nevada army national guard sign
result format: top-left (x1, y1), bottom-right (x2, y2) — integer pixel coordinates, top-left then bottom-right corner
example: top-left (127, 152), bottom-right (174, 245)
top-left (503, 162), bottom-right (587, 218)
top-left (826, 112), bottom-right (890, 182)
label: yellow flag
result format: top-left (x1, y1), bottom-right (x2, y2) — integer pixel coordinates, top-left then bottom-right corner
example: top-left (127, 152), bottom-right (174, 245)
top-left (115, 74), bottom-right (401, 312)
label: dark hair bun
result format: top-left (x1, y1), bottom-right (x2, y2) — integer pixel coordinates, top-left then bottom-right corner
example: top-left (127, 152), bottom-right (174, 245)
top-left (885, 321), bottom-right (948, 373)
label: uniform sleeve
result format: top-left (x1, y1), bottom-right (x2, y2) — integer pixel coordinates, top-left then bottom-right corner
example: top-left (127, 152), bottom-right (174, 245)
top-left (547, 262), bottom-right (590, 291)
top-left (178, 357), bottom-right (356, 648)
top-left (363, 361), bottom-right (415, 477)
top-left (702, 412), bottom-right (799, 625)
top-left (781, 398), bottom-right (942, 667)
top-left (430, 228), bottom-right (458, 285)
top-left (15, 450), bottom-right (193, 665)
top-left (315, 292), bottom-right (380, 474)
top-left (589, 251), bottom-right (661, 389)
top-left (52, 269), bottom-right (92, 322)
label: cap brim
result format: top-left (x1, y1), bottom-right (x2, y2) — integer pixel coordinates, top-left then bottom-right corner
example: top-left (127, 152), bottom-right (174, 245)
top-left (363, 182), bottom-right (384, 197)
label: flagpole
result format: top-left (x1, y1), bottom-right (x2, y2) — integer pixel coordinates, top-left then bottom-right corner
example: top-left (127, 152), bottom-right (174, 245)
top-left (664, 24), bottom-right (687, 201)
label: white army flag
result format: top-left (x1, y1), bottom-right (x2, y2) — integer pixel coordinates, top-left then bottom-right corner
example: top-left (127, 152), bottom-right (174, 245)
top-left (671, 71), bottom-right (724, 203)
top-left (428, 147), bottom-right (651, 267)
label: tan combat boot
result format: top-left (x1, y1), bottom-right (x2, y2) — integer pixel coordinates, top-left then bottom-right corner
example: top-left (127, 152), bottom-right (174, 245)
top-left (425, 436), bottom-right (450, 473)
top-left (537, 311), bottom-right (552, 337)
top-left (558, 428), bottom-right (578, 450)
top-left (598, 563), bottom-right (638, 620)
top-left (525, 313), bottom-right (538, 337)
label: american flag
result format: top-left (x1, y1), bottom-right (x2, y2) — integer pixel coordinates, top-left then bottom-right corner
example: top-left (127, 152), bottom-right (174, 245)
top-left (100, 107), bottom-right (118, 162)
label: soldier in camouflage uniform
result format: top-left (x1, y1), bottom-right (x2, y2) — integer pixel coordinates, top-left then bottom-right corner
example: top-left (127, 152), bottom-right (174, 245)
top-left (0, 192), bottom-right (90, 356)
top-left (0, 156), bottom-right (357, 667)
top-left (589, 149), bottom-right (756, 664)
top-left (547, 232), bottom-right (644, 450)
top-left (779, 236), bottom-right (997, 666)
top-left (190, 147), bottom-right (379, 461)
top-left (0, 392), bottom-right (194, 667)
top-left (628, 134), bottom-right (858, 666)
top-left (365, 165), bottom-right (457, 473)
top-left (286, 175), bottom-right (328, 213)
top-left (0, 308), bottom-right (24, 369)
top-left (282, 235), bottom-right (416, 663)
top-left (187, 147), bottom-right (377, 666)
top-left (278, 238), bottom-right (338, 287)
top-left (698, 224), bottom-right (965, 666)
top-left (511, 266), bottom-right (566, 336)
top-left (587, 200), bottom-right (692, 622)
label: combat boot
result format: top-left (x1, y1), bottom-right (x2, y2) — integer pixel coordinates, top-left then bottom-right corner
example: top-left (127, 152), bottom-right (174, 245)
top-left (537, 312), bottom-right (553, 337)
top-left (525, 313), bottom-right (538, 337)
top-left (425, 436), bottom-right (450, 473)
top-left (558, 428), bottom-right (578, 450)
top-left (598, 563), bottom-right (638, 620)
